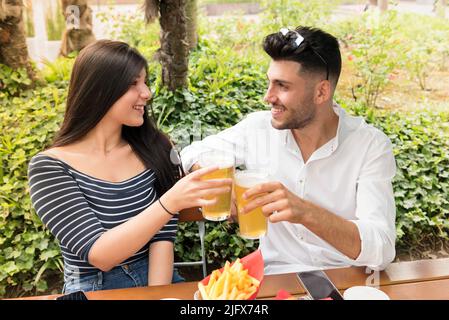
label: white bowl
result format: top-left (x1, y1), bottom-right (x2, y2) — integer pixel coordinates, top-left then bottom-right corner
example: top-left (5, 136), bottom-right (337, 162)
top-left (343, 286), bottom-right (390, 300)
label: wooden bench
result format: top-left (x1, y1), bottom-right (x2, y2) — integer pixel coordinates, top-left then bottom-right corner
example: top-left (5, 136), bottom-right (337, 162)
top-left (325, 257), bottom-right (449, 290)
top-left (256, 257), bottom-right (449, 297)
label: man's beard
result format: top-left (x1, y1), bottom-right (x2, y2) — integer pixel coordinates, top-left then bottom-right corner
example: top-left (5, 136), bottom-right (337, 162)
top-left (271, 97), bottom-right (316, 130)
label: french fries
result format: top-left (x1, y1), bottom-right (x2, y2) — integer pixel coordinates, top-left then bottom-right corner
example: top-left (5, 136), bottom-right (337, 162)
top-left (197, 258), bottom-right (260, 300)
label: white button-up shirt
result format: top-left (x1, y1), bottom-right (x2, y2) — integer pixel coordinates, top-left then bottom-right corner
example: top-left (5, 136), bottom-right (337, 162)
top-left (180, 104), bottom-right (397, 275)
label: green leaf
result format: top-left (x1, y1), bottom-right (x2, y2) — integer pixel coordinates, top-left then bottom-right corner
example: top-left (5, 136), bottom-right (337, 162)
top-left (1, 262), bottom-right (19, 275)
top-left (39, 250), bottom-right (60, 261)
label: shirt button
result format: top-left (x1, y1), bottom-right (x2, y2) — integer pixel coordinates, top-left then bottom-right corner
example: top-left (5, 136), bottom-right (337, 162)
top-left (299, 180), bottom-right (303, 184)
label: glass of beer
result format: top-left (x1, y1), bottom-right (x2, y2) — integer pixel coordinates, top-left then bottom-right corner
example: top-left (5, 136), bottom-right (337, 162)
top-left (234, 170), bottom-right (269, 239)
top-left (198, 151), bottom-right (235, 221)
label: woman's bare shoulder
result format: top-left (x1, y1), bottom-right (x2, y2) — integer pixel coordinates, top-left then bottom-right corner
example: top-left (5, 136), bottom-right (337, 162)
top-left (40, 147), bottom-right (66, 160)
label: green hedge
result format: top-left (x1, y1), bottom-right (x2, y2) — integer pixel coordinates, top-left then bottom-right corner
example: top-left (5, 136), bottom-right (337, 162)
top-left (348, 103), bottom-right (449, 253)
top-left (0, 85), bottom-right (66, 297)
top-left (1, 36), bottom-right (449, 297)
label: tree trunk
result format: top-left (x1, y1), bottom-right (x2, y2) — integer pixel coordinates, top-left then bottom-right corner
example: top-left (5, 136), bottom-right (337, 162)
top-left (378, 0), bottom-right (388, 12)
top-left (0, 0), bottom-right (35, 80)
top-left (59, 0), bottom-right (95, 57)
top-left (367, 0), bottom-right (387, 12)
top-left (185, 0), bottom-right (198, 50)
top-left (158, 0), bottom-right (188, 91)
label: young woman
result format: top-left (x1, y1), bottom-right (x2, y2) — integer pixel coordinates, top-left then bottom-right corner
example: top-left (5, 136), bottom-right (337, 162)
top-left (28, 40), bottom-right (231, 294)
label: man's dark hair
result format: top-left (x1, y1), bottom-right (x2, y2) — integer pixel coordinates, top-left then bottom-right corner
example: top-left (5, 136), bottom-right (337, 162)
top-left (263, 26), bottom-right (342, 86)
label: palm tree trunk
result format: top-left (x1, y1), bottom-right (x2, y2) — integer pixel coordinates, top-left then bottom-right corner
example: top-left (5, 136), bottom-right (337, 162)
top-left (59, 0), bottom-right (95, 57)
top-left (367, 0), bottom-right (387, 12)
top-left (158, 0), bottom-right (188, 90)
top-left (185, 0), bottom-right (198, 50)
top-left (378, 0), bottom-right (388, 12)
top-left (0, 0), bottom-right (35, 80)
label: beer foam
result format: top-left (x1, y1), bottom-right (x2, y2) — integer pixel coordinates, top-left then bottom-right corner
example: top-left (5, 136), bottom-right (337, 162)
top-left (198, 152), bottom-right (234, 169)
top-left (235, 171), bottom-right (270, 188)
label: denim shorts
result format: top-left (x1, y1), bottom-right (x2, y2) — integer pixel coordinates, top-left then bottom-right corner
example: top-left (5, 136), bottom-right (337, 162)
top-left (63, 258), bottom-right (185, 294)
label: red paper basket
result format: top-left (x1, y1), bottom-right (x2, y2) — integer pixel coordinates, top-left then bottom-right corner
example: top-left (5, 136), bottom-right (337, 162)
top-left (199, 249), bottom-right (264, 300)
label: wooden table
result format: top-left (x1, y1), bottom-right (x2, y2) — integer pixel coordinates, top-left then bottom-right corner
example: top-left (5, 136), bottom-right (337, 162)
top-left (9, 258), bottom-right (449, 300)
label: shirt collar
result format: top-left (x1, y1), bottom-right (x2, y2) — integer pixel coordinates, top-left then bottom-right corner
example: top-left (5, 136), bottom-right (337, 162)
top-left (333, 101), bottom-right (364, 151)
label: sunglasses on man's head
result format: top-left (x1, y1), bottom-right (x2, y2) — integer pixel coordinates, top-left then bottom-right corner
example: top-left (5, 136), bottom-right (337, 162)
top-left (279, 28), bottom-right (330, 81)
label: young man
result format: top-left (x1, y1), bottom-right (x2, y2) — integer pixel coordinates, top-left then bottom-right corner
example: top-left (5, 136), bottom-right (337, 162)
top-left (180, 26), bottom-right (396, 275)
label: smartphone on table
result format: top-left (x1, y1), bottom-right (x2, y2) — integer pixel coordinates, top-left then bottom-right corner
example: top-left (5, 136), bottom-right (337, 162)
top-left (55, 290), bottom-right (89, 300)
top-left (296, 270), bottom-right (344, 300)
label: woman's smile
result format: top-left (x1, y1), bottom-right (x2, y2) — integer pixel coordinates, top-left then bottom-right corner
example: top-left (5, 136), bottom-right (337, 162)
top-left (133, 104), bottom-right (145, 115)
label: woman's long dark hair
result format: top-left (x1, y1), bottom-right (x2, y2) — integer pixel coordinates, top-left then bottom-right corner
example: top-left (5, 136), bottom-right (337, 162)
top-left (52, 40), bottom-right (181, 196)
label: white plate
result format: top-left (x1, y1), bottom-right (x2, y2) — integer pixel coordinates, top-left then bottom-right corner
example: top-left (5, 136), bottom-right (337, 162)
top-left (343, 286), bottom-right (390, 300)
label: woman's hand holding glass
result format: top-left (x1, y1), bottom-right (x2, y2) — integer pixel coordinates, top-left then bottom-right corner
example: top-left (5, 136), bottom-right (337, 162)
top-left (160, 166), bottom-right (233, 214)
